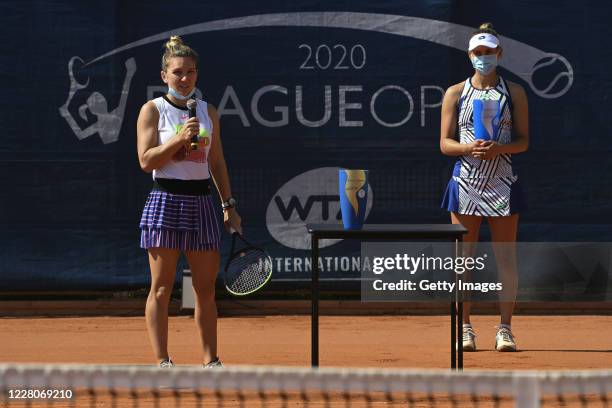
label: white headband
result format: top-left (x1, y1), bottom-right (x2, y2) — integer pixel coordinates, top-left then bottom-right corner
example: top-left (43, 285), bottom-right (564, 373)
top-left (468, 33), bottom-right (500, 51)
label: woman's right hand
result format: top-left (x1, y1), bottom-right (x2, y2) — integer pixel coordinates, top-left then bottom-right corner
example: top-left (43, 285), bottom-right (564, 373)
top-left (171, 117), bottom-right (200, 161)
top-left (464, 140), bottom-right (487, 159)
top-left (176, 116), bottom-right (200, 146)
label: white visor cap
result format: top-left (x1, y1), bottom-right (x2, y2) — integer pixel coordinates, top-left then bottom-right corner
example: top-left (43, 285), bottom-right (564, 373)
top-left (468, 33), bottom-right (499, 51)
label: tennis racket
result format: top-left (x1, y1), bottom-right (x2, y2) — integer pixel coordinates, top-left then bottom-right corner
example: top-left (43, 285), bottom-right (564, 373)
top-left (223, 232), bottom-right (273, 296)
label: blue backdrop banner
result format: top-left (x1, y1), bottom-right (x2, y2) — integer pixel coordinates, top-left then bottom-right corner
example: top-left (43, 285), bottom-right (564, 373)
top-left (2, 1), bottom-right (611, 291)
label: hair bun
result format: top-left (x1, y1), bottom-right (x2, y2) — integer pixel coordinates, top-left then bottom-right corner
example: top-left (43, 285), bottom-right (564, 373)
top-left (165, 35), bottom-right (184, 50)
top-left (161, 35), bottom-right (199, 70)
top-left (479, 22), bottom-right (494, 31)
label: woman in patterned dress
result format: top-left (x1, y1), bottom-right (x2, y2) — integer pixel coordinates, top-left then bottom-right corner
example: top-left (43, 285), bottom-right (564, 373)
top-left (440, 23), bottom-right (529, 352)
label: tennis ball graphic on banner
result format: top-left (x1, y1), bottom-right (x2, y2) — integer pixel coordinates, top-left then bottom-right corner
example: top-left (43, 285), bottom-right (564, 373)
top-left (529, 53), bottom-right (573, 99)
top-left (266, 167), bottom-right (373, 249)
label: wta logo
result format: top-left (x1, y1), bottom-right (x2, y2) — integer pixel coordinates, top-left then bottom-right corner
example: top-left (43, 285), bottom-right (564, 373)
top-left (266, 167), bottom-right (373, 249)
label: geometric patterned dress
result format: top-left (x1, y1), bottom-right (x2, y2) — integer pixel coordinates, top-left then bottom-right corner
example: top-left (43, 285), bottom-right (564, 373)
top-left (442, 76), bottom-right (526, 216)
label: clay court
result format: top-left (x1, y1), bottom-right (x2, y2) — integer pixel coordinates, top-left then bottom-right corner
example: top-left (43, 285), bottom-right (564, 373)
top-left (2, 313), bottom-right (611, 407)
top-left (2, 314), bottom-right (610, 369)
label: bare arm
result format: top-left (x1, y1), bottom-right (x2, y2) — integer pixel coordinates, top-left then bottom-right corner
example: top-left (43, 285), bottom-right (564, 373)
top-left (440, 83), bottom-right (470, 156)
top-left (207, 104), bottom-right (242, 233)
top-left (207, 104), bottom-right (232, 201)
top-left (136, 101), bottom-right (199, 172)
top-left (500, 81), bottom-right (529, 154)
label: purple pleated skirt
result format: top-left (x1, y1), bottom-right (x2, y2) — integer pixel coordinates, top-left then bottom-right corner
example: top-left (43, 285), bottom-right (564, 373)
top-left (139, 190), bottom-right (221, 251)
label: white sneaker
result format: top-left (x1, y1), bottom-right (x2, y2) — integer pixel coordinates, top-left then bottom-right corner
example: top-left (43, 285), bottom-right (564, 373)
top-left (204, 357), bottom-right (224, 368)
top-left (495, 327), bottom-right (517, 352)
top-left (462, 326), bottom-right (477, 352)
top-left (159, 358), bottom-right (175, 368)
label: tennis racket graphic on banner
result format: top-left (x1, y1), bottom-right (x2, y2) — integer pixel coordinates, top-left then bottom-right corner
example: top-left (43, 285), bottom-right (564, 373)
top-left (223, 232), bottom-right (273, 296)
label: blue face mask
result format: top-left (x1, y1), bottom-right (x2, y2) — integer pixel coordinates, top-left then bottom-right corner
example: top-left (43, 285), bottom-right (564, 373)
top-left (470, 54), bottom-right (498, 75)
top-left (168, 86), bottom-right (196, 100)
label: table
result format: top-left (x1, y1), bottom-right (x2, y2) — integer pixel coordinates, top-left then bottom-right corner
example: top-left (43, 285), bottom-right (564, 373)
top-left (306, 224), bottom-right (468, 370)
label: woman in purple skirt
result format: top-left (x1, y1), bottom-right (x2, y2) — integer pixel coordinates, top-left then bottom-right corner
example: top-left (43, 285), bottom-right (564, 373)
top-left (137, 36), bottom-right (241, 368)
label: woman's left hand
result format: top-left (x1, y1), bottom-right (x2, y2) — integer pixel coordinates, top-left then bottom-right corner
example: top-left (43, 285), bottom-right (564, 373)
top-left (472, 140), bottom-right (503, 160)
top-left (224, 208), bottom-right (243, 235)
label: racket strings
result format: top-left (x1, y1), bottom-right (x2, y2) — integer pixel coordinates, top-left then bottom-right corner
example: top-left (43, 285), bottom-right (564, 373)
top-left (226, 249), bottom-right (272, 294)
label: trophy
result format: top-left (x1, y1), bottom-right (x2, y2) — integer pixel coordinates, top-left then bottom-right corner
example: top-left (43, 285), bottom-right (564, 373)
top-left (473, 99), bottom-right (501, 141)
top-left (339, 169), bottom-right (368, 230)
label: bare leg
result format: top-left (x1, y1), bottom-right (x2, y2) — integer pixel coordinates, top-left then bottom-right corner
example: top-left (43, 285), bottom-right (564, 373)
top-left (488, 214), bottom-right (519, 326)
top-left (185, 250), bottom-right (220, 364)
top-left (451, 212), bottom-right (482, 324)
top-left (146, 248), bottom-right (180, 363)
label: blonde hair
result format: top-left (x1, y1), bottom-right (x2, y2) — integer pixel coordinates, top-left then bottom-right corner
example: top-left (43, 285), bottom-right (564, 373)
top-left (161, 36), bottom-right (199, 71)
top-left (473, 22), bottom-right (499, 37)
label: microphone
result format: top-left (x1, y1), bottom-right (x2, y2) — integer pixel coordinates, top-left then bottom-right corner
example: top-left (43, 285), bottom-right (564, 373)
top-left (187, 99), bottom-right (199, 150)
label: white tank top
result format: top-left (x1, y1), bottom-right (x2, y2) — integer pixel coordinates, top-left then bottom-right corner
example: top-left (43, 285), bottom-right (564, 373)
top-left (151, 96), bottom-right (213, 180)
